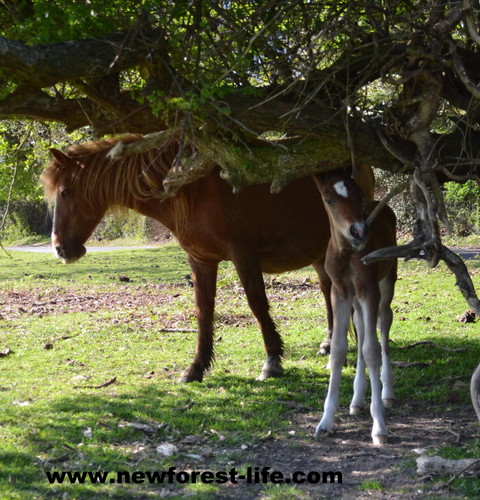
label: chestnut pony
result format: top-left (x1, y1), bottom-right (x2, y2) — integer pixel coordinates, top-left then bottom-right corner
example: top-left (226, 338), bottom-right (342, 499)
top-left (314, 168), bottom-right (397, 445)
top-left (41, 135), bottom-right (374, 382)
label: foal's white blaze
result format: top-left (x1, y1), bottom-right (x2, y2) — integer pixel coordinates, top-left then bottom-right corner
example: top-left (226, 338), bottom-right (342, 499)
top-left (333, 181), bottom-right (349, 198)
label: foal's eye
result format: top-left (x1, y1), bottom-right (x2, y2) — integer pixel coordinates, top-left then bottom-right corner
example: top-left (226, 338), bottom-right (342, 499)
top-left (325, 199), bottom-right (334, 207)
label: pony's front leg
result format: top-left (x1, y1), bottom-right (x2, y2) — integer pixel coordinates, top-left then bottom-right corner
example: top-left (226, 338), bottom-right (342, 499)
top-left (315, 289), bottom-right (352, 438)
top-left (361, 298), bottom-right (388, 445)
top-left (179, 257), bottom-right (218, 383)
top-left (350, 304), bottom-right (367, 415)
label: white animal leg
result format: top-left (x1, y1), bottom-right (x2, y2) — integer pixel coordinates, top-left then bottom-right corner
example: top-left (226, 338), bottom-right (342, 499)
top-left (350, 304), bottom-right (367, 414)
top-left (315, 290), bottom-right (352, 438)
top-left (378, 279), bottom-right (395, 407)
top-left (361, 300), bottom-right (388, 445)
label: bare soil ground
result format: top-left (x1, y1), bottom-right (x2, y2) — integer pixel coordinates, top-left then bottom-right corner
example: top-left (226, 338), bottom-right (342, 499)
top-left (2, 286), bottom-right (479, 499)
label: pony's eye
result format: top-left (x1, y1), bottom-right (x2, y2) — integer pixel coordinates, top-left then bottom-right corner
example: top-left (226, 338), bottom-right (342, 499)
top-left (60, 188), bottom-right (70, 200)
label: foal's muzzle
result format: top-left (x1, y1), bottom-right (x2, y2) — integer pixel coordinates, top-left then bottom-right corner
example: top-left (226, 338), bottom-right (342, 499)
top-left (349, 222), bottom-right (368, 250)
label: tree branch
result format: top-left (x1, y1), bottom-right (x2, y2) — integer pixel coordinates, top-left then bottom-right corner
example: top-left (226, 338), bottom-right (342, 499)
top-left (0, 27), bottom-right (167, 87)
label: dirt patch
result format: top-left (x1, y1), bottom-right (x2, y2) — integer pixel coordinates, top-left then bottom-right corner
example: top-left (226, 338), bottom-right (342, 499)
top-left (163, 405), bottom-right (478, 499)
top-left (0, 283), bottom-right (186, 320)
top-left (120, 403), bottom-right (478, 499)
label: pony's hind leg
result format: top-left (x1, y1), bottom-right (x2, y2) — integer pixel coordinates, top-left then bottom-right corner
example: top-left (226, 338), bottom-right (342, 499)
top-left (233, 253), bottom-right (284, 380)
top-left (360, 297), bottom-right (388, 445)
top-left (378, 276), bottom-right (395, 407)
top-left (179, 257), bottom-right (218, 383)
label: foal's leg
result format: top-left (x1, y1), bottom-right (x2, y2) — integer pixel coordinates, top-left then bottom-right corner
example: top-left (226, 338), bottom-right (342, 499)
top-left (360, 295), bottom-right (388, 445)
top-left (315, 289), bottom-right (352, 438)
top-left (179, 257), bottom-right (218, 383)
top-left (233, 253), bottom-right (284, 380)
top-left (313, 260), bottom-right (333, 355)
top-left (350, 302), bottom-right (368, 414)
top-left (378, 276), bottom-right (395, 407)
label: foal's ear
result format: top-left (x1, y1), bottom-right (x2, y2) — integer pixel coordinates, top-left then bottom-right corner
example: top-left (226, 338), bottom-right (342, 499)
top-left (343, 165), bottom-right (354, 178)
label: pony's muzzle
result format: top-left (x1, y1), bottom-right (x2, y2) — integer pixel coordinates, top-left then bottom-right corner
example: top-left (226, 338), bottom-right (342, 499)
top-left (52, 234), bottom-right (86, 263)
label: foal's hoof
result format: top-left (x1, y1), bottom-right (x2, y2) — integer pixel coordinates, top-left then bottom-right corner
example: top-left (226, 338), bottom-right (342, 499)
top-left (349, 405), bottom-right (365, 416)
top-left (382, 398), bottom-right (394, 409)
top-left (372, 434), bottom-right (388, 446)
top-left (314, 427), bottom-right (331, 440)
top-left (178, 366), bottom-right (204, 383)
top-left (257, 356), bottom-right (284, 381)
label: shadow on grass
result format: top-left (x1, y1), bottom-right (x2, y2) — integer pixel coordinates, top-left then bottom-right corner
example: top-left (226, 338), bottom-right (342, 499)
top-left (0, 367), bottom-right (330, 499)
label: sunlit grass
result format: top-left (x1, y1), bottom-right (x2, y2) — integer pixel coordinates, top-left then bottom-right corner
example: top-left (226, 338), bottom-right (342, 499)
top-left (0, 243), bottom-right (479, 498)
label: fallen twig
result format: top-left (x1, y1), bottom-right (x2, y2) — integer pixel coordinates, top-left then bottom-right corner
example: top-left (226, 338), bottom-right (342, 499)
top-left (391, 360), bottom-right (433, 368)
top-left (50, 332), bottom-right (83, 342)
top-left (399, 340), bottom-right (437, 349)
top-left (159, 328), bottom-right (196, 333)
top-left (75, 376), bottom-right (117, 389)
top-left (399, 340), bottom-right (467, 352)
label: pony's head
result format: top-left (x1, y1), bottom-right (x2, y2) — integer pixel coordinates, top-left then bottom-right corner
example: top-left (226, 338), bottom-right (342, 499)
top-left (314, 167), bottom-right (368, 251)
top-left (41, 147), bottom-right (108, 263)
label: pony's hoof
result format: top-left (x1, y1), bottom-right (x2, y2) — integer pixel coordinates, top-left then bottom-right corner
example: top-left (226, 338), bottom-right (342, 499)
top-left (349, 405), bottom-right (365, 416)
top-left (178, 367), bottom-right (204, 383)
top-left (257, 356), bottom-right (284, 381)
top-left (382, 398), bottom-right (394, 409)
top-left (256, 368), bottom-right (283, 381)
top-left (372, 434), bottom-right (388, 446)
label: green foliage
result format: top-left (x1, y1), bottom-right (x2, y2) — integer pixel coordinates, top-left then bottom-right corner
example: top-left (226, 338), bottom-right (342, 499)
top-left (91, 211), bottom-right (153, 243)
top-left (0, 210), bottom-right (33, 241)
top-left (444, 180), bottom-right (480, 204)
top-left (1, 0), bottom-right (146, 43)
top-left (0, 119), bottom-right (94, 243)
top-left (373, 168), bottom-right (413, 233)
top-left (0, 120), bottom-right (90, 205)
top-left (444, 180), bottom-right (480, 235)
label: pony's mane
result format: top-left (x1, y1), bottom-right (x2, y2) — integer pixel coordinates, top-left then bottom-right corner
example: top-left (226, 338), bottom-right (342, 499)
top-left (42, 135), bottom-right (179, 208)
top-left (41, 134), bottom-right (197, 238)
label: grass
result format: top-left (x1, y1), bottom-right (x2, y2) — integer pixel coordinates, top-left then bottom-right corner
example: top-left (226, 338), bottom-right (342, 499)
top-left (0, 242), bottom-right (479, 498)
top-left (358, 478), bottom-right (383, 491)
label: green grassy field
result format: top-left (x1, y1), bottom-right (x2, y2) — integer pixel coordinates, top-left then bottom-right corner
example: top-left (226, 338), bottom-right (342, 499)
top-left (0, 243), bottom-right (479, 499)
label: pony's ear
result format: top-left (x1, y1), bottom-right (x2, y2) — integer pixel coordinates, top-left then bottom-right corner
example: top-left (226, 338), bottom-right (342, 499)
top-left (49, 148), bottom-right (69, 162)
top-left (49, 148), bottom-right (76, 168)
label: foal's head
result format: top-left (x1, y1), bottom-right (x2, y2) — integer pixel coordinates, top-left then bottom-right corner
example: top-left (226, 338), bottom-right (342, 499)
top-left (41, 148), bottom-right (108, 263)
top-left (314, 167), bottom-right (369, 251)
